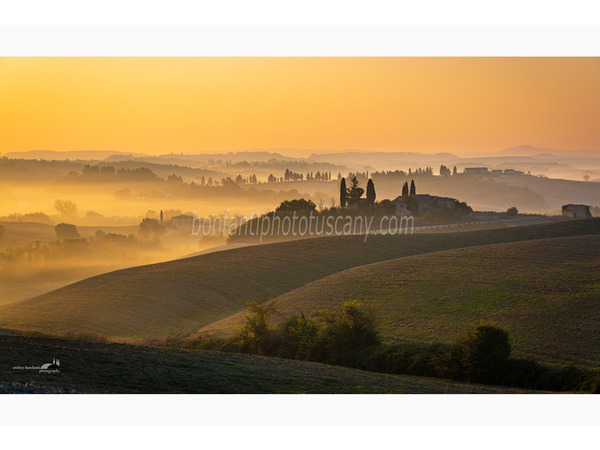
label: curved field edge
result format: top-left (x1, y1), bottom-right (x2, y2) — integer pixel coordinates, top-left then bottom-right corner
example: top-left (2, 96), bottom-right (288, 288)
top-left (0, 218), bottom-right (598, 340)
top-left (0, 335), bottom-right (534, 394)
top-left (198, 234), bottom-right (600, 369)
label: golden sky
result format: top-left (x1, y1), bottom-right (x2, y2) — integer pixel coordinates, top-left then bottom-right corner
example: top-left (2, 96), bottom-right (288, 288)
top-left (1, 57), bottom-right (599, 155)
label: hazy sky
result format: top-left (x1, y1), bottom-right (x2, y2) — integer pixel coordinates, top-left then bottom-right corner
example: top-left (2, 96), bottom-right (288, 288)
top-left (1, 57), bottom-right (599, 155)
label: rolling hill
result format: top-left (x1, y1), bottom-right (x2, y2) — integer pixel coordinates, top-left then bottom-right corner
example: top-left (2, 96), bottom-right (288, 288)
top-left (0, 335), bottom-right (532, 393)
top-left (1, 219), bottom-right (599, 341)
top-left (198, 234), bottom-right (600, 368)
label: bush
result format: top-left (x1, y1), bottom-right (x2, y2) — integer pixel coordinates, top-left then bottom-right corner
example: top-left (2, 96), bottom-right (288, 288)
top-left (507, 206), bottom-right (519, 216)
top-left (275, 199), bottom-right (317, 215)
top-left (278, 313), bottom-right (319, 360)
top-left (235, 301), bottom-right (280, 355)
top-left (312, 301), bottom-right (381, 363)
top-left (55, 223), bottom-right (80, 240)
top-left (138, 218), bottom-right (165, 236)
top-left (438, 323), bottom-right (511, 383)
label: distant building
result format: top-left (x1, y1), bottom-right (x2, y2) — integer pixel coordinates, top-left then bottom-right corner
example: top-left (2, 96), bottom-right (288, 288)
top-left (170, 214), bottom-right (195, 230)
top-left (562, 204), bottom-right (591, 219)
top-left (463, 167), bottom-right (489, 175)
top-left (490, 169), bottom-right (503, 176)
top-left (502, 169), bottom-right (525, 176)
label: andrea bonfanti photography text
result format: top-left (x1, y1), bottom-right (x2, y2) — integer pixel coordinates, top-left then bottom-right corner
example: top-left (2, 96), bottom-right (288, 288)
top-left (13, 358), bottom-right (61, 374)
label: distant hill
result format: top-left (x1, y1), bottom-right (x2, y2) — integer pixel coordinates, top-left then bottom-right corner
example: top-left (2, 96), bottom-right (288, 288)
top-left (3, 150), bottom-right (146, 160)
top-left (500, 145), bottom-right (600, 157)
top-left (1, 219), bottom-right (598, 341)
top-left (308, 151), bottom-right (460, 170)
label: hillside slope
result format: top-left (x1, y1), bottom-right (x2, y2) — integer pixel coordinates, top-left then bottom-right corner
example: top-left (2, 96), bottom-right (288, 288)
top-left (0, 335), bottom-right (532, 394)
top-left (198, 234), bottom-right (600, 368)
top-left (1, 219), bottom-right (599, 340)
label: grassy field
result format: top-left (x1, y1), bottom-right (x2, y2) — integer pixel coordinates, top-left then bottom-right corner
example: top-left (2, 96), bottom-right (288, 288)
top-left (1, 219), bottom-right (599, 340)
top-left (200, 234), bottom-right (600, 368)
top-left (0, 335), bottom-right (533, 393)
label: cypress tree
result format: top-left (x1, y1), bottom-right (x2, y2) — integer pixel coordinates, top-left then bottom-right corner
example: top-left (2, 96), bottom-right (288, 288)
top-left (366, 179), bottom-right (376, 205)
top-left (402, 181), bottom-right (409, 197)
top-left (410, 179), bottom-right (416, 195)
top-left (340, 178), bottom-right (347, 207)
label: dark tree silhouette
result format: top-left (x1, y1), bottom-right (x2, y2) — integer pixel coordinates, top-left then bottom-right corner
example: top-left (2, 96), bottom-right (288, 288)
top-left (453, 166), bottom-right (458, 176)
top-left (55, 223), bottom-right (80, 240)
top-left (340, 178), bottom-right (347, 207)
top-left (410, 179), bottom-right (416, 195)
top-left (275, 199), bottom-right (317, 214)
top-left (139, 218), bottom-right (165, 236)
top-left (366, 179), bottom-right (376, 206)
top-left (402, 181), bottom-right (409, 197)
top-left (440, 165), bottom-right (451, 176)
top-left (346, 176), bottom-right (364, 207)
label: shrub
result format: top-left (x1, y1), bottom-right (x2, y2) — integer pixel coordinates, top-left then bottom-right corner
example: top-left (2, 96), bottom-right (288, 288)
top-left (275, 199), bottom-right (317, 215)
top-left (312, 301), bottom-right (381, 363)
top-left (506, 206), bottom-right (519, 216)
top-left (55, 223), bottom-right (80, 240)
top-left (138, 218), bottom-right (164, 236)
top-left (278, 313), bottom-right (319, 360)
top-left (438, 323), bottom-right (511, 383)
top-left (236, 301), bottom-right (280, 355)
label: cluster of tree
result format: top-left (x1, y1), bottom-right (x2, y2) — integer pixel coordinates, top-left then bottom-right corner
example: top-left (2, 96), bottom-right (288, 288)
top-left (275, 199), bottom-right (317, 214)
top-left (228, 196), bottom-right (390, 242)
top-left (370, 169), bottom-right (407, 179)
top-left (195, 174), bottom-right (258, 185)
top-left (401, 180), bottom-right (417, 196)
top-left (79, 165), bottom-right (158, 181)
top-left (197, 176), bottom-right (215, 186)
top-left (267, 174), bottom-right (283, 183)
top-left (442, 165), bottom-right (459, 176)
top-left (167, 306), bottom-right (600, 393)
top-left (0, 228), bottom-right (160, 270)
top-left (138, 218), bottom-right (165, 236)
top-left (306, 171), bottom-right (332, 181)
top-left (284, 169), bottom-right (304, 181)
top-left (234, 174), bottom-right (258, 184)
top-left (167, 174), bottom-right (183, 183)
top-left (438, 165), bottom-right (459, 176)
top-left (54, 220), bottom-right (166, 241)
top-left (339, 176), bottom-right (376, 209)
top-left (407, 167), bottom-right (434, 176)
top-left (167, 300), bottom-right (380, 362)
top-left (283, 169), bottom-right (333, 182)
top-left (370, 166), bottom-right (459, 179)
top-left (0, 212), bottom-right (53, 224)
top-left (82, 165), bottom-right (116, 176)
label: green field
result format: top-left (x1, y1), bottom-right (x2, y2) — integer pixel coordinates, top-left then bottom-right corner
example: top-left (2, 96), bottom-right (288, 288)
top-left (200, 234), bottom-right (600, 368)
top-left (0, 335), bottom-right (532, 393)
top-left (1, 219), bottom-right (598, 340)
